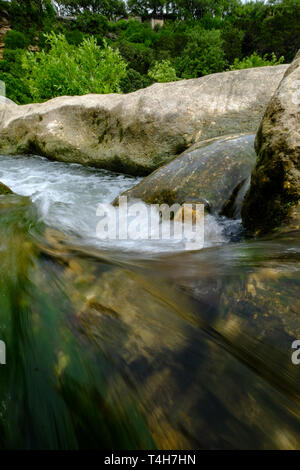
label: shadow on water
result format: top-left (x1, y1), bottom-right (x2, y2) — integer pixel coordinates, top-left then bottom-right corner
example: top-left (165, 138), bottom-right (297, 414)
top-left (0, 193), bottom-right (299, 449)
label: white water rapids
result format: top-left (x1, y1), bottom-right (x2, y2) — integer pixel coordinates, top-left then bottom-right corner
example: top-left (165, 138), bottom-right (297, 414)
top-left (0, 154), bottom-right (240, 253)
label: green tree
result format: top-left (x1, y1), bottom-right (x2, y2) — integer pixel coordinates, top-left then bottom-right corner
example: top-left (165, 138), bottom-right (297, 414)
top-left (0, 49), bottom-right (32, 103)
top-left (176, 27), bottom-right (227, 78)
top-left (116, 39), bottom-right (155, 74)
top-left (4, 31), bottom-right (30, 50)
top-left (22, 33), bottom-right (127, 101)
top-left (221, 24), bottom-right (244, 64)
top-left (148, 59), bottom-right (178, 82)
top-left (119, 68), bottom-right (153, 92)
top-left (57, 0), bottom-right (127, 19)
top-left (127, 0), bottom-right (166, 17)
top-left (228, 52), bottom-right (284, 70)
top-left (75, 12), bottom-right (109, 34)
top-left (176, 0), bottom-right (240, 19)
top-left (10, 0), bottom-right (55, 25)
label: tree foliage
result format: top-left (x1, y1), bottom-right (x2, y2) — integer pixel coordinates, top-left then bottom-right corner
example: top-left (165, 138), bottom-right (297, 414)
top-left (57, 0), bottom-right (127, 19)
top-left (176, 27), bottom-right (227, 78)
top-left (228, 52), bottom-right (285, 70)
top-left (22, 33), bottom-right (127, 101)
top-left (1, 0), bottom-right (299, 103)
top-left (148, 59), bottom-right (178, 82)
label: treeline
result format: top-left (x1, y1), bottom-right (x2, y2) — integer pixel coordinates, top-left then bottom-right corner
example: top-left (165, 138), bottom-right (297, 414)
top-left (0, 0), bottom-right (299, 103)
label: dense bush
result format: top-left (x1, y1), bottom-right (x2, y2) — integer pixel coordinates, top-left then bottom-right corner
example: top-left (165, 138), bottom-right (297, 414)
top-left (116, 40), bottom-right (155, 75)
top-left (148, 60), bottom-right (178, 82)
top-left (228, 52), bottom-right (285, 70)
top-left (0, 50), bottom-right (32, 103)
top-left (65, 30), bottom-right (84, 46)
top-left (0, 71), bottom-right (32, 103)
top-left (75, 12), bottom-right (109, 35)
top-left (0, 0), bottom-right (298, 103)
top-left (175, 28), bottom-right (227, 78)
top-left (119, 68), bottom-right (153, 93)
top-left (4, 30), bottom-right (30, 50)
top-left (22, 33), bottom-right (127, 101)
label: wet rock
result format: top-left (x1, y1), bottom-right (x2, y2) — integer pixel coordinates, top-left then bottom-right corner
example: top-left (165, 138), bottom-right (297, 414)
top-left (0, 65), bottom-right (287, 176)
top-left (0, 181), bottom-right (12, 194)
top-left (216, 244), bottom-right (300, 404)
top-left (242, 50), bottom-right (300, 234)
top-left (116, 134), bottom-right (256, 216)
top-left (71, 261), bottom-right (300, 450)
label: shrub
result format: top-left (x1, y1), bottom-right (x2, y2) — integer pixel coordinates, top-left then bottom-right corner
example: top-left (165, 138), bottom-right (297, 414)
top-left (4, 30), bottom-right (30, 50)
top-left (116, 40), bottom-right (155, 75)
top-left (22, 33), bottom-right (127, 101)
top-left (120, 68), bottom-right (153, 93)
top-left (65, 30), bottom-right (84, 46)
top-left (0, 71), bottom-right (32, 104)
top-left (228, 52), bottom-right (285, 70)
top-left (0, 48), bottom-right (32, 104)
top-left (148, 60), bottom-right (178, 83)
top-left (175, 28), bottom-right (227, 78)
top-left (120, 20), bottom-right (156, 45)
top-left (75, 12), bottom-right (109, 35)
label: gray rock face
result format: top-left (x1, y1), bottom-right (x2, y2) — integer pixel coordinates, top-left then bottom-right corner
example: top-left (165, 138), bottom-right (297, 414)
top-left (115, 134), bottom-right (256, 218)
top-left (0, 65), bottom-right (287, 176)
top-left (242, 51), bottom-right (300, 234)
top-left (0, 96), bottom-right (16, 106)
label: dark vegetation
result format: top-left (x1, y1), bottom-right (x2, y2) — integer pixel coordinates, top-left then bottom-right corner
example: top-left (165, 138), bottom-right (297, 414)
top-left (0, 0), bottom-right (299, 103)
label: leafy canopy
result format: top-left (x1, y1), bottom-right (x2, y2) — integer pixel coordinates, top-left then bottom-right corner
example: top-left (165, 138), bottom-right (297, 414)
top-left (22, 33), bottom-right (127, 101)
top-left (228, 52), bottom-right (285, 70)
top-left (148, 60), bottom-right (178, 82)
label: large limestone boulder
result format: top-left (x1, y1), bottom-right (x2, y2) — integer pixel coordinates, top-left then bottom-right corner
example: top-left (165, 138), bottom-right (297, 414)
top-left (0, 96), bottom-right (16, 106)
top-left (0, 65), bottom-right (287, 176)
top-left (242, 51), bottom-right (300, 234)
top-left (115, 134), bottom-right (256, 218)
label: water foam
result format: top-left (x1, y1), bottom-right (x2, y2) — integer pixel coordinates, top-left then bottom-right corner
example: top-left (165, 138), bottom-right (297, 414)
top-left (0, 154), bottom-right (232, 253)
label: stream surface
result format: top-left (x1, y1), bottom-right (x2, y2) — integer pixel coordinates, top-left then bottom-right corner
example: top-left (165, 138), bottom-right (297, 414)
top-left (0, 153), bottom-right (299, 450)
top-left (0, 154), bottom-right (231, 252)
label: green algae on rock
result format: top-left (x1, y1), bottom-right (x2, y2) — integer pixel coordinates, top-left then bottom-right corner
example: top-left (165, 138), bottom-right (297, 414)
top-left (242, 50), bottom-right (300, 235)
top-left (115, 134), bottom-right (256, 217)
top-left (0, 181), bottom-right (12, 195)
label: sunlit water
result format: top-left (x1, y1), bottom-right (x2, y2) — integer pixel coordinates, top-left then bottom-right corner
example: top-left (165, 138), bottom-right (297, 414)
top-left (0, 153), bottom-right (299, 450)
top-left (0, 154), bottom-right (238, 253)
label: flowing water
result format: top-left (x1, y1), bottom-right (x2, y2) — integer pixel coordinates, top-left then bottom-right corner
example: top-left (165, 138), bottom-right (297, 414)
top-left (0, 154), bottom-right (230, 252)
top-left (0, 154), bottom-right (299, 450)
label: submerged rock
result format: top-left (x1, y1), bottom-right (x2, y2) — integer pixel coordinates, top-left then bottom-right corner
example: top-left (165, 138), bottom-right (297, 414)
top-left (0, 181), bottom-right (12, 194)
top-left (0, 187), bottom-right (299, 449)
top-left (242, 50), bottom-right (300, 234)
top-left (0, 65), bottom-right (287, 175)
top-left (116, 134), bottom-right (256, 217)
top-left (216, 233), bottom-right (300, 404)
top-left (68, 256), bottom-right (300, 450)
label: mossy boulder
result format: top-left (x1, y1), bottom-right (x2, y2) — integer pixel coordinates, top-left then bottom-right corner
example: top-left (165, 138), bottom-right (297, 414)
top-left (242, 50), bottom-right (300, 235)
top-left (115, 134), bottom-right (256, 217)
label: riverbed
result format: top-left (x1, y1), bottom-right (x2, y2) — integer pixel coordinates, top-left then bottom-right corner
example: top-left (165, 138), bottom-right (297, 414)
top-left (0, 154), bottom-right (299, 450)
